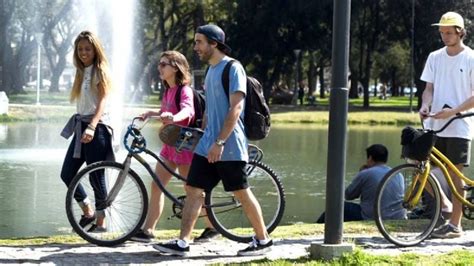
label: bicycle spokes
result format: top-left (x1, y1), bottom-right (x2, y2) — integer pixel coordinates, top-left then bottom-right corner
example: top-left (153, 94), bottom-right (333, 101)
top-left (375, 164), bottom-right (441, 247)
top-left (66, 162), bottom-right (148, 246)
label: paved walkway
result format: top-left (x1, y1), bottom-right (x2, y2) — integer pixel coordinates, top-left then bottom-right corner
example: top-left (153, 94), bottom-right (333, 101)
top-left (0, 238), bottom-right (310, 265)
top-left (1, 231), bottom-right (474, 265)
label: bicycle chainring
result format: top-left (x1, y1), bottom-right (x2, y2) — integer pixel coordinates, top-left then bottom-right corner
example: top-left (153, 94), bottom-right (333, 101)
top-left (171, 195), bottom-right (186, 219)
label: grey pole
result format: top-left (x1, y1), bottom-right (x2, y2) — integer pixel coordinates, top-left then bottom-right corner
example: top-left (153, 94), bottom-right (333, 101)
top-left (324, 0), bottom-right (351, 244)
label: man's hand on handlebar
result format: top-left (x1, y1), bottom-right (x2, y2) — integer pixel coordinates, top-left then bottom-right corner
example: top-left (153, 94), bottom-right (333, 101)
top-left (422, 109), bottom-right (460, 120)
top-left (419, 105), bottom-right (431, 120)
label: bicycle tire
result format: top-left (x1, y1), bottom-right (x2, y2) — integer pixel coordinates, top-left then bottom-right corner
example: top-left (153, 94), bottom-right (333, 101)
top-left (374, 164), bottom-right (441, 247)
top-left (462, 193), bottom-right (474, 220)
top-left (66, 161), bottom-right (148, 246)
top-left (205, 160), bottom-right (285, 243)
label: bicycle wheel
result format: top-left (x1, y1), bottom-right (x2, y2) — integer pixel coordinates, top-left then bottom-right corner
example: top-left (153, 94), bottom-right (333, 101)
top-left (66, 161), bottom-right (148, 246)
top-left (462, 192), bottom-right (474, 220)
top-left (374, 164), bottom-right (441, 247)
top-left (205, 160), bottom-right (285, 243)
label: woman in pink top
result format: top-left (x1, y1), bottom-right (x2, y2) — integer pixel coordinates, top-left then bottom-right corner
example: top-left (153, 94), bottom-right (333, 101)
top-left (132, 51), bottom-right (195, 242)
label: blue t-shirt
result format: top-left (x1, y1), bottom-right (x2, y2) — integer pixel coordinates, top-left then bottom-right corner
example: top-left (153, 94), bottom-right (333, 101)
top-left (194, 56), bottom-right (249, 161)
top-left (345, 164), bottom-right (405, 220)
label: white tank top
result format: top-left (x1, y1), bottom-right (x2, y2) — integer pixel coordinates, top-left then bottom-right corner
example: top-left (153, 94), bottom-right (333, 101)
top-left (76, 65), bottom-right (110, 123)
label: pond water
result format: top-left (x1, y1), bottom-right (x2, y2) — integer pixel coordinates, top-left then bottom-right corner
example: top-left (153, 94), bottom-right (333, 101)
top-left (1, 121), bottom-right (467, 238)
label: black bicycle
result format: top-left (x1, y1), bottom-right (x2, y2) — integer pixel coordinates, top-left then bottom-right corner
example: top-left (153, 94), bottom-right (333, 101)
top-left (65, 117), bottom-right (285, 246)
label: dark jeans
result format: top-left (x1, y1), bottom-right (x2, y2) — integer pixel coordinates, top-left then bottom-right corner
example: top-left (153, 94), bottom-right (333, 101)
top-left (316, 201), bottom-right (363, 223)
top-left (60, 122), bottom-right (112, 211)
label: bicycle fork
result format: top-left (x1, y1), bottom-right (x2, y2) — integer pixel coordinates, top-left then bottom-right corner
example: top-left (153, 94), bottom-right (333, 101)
top-left (105, 155), bottom-right (132, 207)
top-left (404, 162), bottom-right (431, 209)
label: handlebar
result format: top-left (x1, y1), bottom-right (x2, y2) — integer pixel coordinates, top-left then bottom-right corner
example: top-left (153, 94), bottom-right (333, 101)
top-left (124, 115), bottom-right (173, 153)
top-left (430, 112), bottom-right (474, 134)
top-left (123, 116), bottom-right (161, 154)
top-left (131, 115), bottom-right (163, 130)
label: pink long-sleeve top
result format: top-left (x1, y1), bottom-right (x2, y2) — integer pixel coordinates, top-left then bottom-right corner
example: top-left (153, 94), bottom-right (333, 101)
top-left (159, 85), bottom-right (195, 165)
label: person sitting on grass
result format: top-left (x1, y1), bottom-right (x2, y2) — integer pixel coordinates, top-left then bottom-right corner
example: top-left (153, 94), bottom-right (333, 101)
top-left (316, 144), bottom-right (405, 223)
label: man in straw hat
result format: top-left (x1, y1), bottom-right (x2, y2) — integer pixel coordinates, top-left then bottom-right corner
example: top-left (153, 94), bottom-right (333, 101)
top-left (419, 11), bottom-right (474, 239)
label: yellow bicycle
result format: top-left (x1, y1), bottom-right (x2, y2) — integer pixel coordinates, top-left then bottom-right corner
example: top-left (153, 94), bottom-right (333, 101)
top-left (374, 113), bottom-right (474, 246)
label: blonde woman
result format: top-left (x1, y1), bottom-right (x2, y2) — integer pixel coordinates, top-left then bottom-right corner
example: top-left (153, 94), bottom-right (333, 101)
top-left (60, 31), bottom-right (115, 232)
top-left (132, 51), bottom-right (219, 243)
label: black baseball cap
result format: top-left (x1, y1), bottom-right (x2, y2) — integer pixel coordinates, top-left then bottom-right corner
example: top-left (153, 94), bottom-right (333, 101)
top-left (196, 24), bottom-right (232, 54)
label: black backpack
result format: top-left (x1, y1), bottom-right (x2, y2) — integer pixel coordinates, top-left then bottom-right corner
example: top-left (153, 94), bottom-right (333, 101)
top-left (222, 60), bottom-right (271, 140)
top-left (174, 85), bottom-right (206, 128)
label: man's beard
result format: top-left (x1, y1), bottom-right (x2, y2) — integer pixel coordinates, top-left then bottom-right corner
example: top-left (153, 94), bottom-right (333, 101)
top-left (200, 49), bottom-right (213, 62)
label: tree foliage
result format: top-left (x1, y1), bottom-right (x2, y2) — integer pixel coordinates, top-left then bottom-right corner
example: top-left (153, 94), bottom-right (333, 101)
top-left (1, 0), bottom-right (474, 111)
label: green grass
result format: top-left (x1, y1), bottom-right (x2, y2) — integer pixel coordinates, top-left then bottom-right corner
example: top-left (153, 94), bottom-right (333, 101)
top-left (7, 91), bottom-right (417, 108)
top-left (4, 91), bottom-right (422, 124)
top-left (0, 222), bottom-right (396, 246)
top-left (230, 250), bottom-right (474, 265)
top-left (8, 91), bottom-right (71, 105)
top-left (2, 103), bottom-right (421, 125)
top-left (270, 110), bottom-right (420, 125)
top-left (314, 95), bottom-right (417, 108)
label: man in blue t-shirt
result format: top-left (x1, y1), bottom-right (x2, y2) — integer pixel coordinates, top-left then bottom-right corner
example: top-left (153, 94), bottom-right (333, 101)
top-left (317, 144), bottom-right (405, 223)
top-left (154, 24), bottom-right (272, 257)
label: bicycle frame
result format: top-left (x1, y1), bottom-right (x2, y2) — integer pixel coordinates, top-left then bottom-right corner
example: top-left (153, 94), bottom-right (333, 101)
top-left (405, 112), bottom-right (474, 209)
top-left (404, 146), bottom-right (474, 209)
top-left (404, 161), bottom-right (431, 209)
top-left (100, 116), bottom-right (192, 211)
top-left (106, 117), bottom-right (253, 212)
top-left (430, 147), bottom-right (474, 207)
top-left (65, 116), bottom-right (283, 246)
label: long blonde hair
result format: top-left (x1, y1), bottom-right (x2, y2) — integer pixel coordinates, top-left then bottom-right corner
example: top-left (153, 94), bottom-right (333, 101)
top-left (160, 51), bottom-right (191, 89)
top-left (70, 31), bottom-right (112, 102)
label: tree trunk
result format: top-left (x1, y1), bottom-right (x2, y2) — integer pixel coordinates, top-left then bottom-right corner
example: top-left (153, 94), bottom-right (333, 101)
top-left (318, 58), bottom-right (326, 99)
top-left (265, 56), bottom-right (283, 101)
top-left (348, 71), bottom-right (359, 99)
top-left (49, 56), bottom-right (66, 93)
top-left (307, 53), bottom-right (316, 97)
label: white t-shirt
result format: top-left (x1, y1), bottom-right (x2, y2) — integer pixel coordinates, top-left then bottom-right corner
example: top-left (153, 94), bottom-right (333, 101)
top-left (76, 65), bottom-right (110, 123)
top-left (420, 46), bottom-right (474, 139)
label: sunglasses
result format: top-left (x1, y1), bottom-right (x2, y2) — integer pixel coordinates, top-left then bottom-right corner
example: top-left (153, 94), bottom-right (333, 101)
top-left (158, 62), bottom-right (173, 68)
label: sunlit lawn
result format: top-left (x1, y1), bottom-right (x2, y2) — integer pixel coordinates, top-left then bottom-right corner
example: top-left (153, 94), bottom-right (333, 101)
top-left (8, 91), bottom-right (417, 108)
top-left (315, 95), bottom-right (418, 108)
top-left (4, 92), bottom-right (421, 126)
